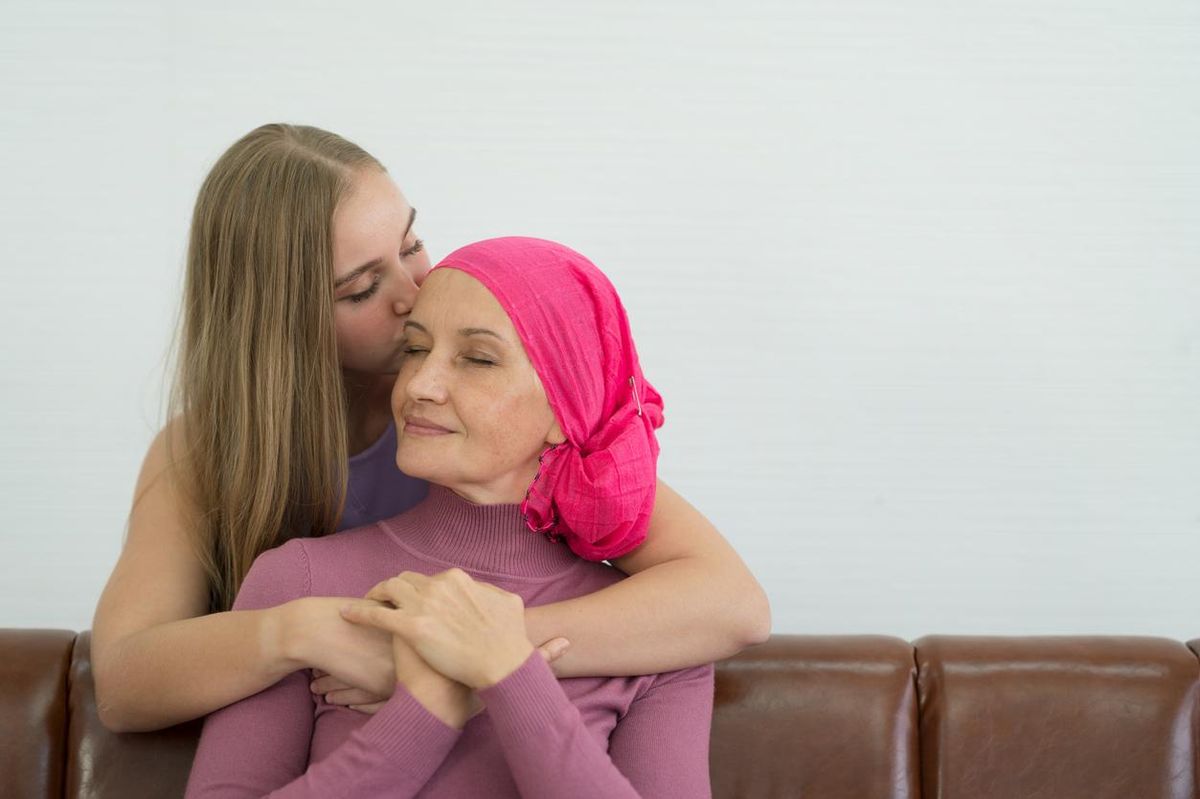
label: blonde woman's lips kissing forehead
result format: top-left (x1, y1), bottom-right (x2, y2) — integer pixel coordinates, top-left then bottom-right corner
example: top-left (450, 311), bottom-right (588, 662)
top-left (403, 415), bottom-right (455, 436)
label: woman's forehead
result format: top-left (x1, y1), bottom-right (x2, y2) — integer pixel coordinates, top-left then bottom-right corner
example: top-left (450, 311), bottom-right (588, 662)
top-left (412, 269), bottom-right (512, 333)
top-left (333, 171), bottom-right (411, 265)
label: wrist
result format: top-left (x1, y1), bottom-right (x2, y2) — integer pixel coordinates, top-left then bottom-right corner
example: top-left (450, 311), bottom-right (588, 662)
top-left (401, 675), bottom-right (474, 729)
top-left (266, 599), bottom-right (309, 673)
top-left (473, 641), bottom-right (535, 689)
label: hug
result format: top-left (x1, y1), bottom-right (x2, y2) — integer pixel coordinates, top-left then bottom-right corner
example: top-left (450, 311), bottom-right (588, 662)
top-left (89, 125), bottom-right (770, 798)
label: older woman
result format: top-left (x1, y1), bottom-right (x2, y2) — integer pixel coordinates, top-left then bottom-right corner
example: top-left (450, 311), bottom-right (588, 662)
top-left (185, 238), bottom-right (715, 798)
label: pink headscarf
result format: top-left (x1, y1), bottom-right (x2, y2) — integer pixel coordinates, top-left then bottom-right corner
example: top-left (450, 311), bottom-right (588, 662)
top-left (432, 237), bottom-right (663, 561)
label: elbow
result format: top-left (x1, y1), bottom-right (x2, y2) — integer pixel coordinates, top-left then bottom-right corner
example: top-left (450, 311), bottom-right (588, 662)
top-left (97, 704), bottom-right (135, 735)
top-left (724, 578), bottom-right (772, 647)
top-left (95, 695), bottom-right (132, 734)
top-left (732, 581), bottom-right (772, 648)
top-left (93, 662), bottom-right (142, 733)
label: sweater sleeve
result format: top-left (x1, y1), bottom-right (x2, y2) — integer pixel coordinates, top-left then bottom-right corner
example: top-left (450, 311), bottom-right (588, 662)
top-left (185, 540), bottom-right (462, 798)
top-left (476, 653), bottom-right (715, 799)
top-left (607, 663), bottom-right (715, 798)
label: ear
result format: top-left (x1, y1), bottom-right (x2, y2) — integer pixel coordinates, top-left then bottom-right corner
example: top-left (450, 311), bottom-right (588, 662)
top-left (547, 419), bottom-right (566, 446)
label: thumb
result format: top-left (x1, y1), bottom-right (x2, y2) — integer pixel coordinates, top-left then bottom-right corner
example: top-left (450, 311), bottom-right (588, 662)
top-left (537, 637), bottom-right (571, 663)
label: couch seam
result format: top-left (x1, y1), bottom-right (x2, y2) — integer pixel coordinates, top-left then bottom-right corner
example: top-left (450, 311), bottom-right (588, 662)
top-left (62, 631), bottom-right (80, 799)
top-left (910, 641), bottom-right (924, 799)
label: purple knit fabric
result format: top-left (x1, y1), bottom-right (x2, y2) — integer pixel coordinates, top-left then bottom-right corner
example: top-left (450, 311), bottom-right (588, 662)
top-left (186, 486), bottom-right (714, 798)
top-left (339, 419), bottom-right (429, 531)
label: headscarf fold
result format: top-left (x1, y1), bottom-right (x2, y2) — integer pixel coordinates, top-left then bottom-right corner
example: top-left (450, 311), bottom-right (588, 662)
top-left (433, 237), bottom-right (663, 561)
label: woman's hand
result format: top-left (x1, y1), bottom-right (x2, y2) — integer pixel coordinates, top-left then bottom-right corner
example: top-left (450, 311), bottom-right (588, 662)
top-left (282, 596), bottom-right (395, 700)
top-left (308, 671), bottom-right (389, 713)
top-left (372, 596), bottom-right (481, 729)
top-left (342, 569), bottom-right (561, 689)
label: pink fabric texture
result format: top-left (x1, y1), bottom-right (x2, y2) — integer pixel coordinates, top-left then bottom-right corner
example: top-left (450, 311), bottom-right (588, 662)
top-left (434, 237), bottom-right (662, 561)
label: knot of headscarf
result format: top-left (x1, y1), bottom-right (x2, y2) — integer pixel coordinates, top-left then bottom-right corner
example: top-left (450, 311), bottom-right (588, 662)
top-left (433, 237), bottom-right (663, 561)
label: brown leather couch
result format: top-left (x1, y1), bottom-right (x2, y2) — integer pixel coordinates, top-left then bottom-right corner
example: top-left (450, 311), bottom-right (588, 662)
top-left (3, 630), bottom-right (1198, 798)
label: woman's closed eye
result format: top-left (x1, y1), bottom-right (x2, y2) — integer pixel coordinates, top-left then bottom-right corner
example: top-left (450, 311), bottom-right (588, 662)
top-left (345, 274), bottom-right (382, 303)
top-left (340, 240), bottom-right (422, 304)
top-left (400, 346), bottom-right (494, 367)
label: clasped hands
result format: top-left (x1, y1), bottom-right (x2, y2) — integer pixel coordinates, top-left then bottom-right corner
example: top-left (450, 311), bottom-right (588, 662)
top-left (320, 569), bottom-right (568, 728)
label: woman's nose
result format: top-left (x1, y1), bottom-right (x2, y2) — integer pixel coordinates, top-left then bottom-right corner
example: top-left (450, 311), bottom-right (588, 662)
top-left (392, 271), bottom-right (421, 316)
top-left (406, 357), bottom-right (447, 404)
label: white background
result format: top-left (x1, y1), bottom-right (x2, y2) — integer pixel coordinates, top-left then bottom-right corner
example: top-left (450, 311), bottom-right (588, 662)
top-left (1, 1), bottom-right (1197, 637)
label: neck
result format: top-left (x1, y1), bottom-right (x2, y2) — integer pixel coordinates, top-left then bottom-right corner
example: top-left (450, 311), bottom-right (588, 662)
top-left (441, 464), bottom-right (540, 507)
top-left (342, 371), bottom-right (397, 454)
top-left (380, 485), bottom-right (579, 577)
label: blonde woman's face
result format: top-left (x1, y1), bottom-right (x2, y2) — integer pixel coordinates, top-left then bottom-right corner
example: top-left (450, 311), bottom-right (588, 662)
top-left (332, 169), bottom-right (431, 376)
top-left (392, 268), bottom-right (564, 504)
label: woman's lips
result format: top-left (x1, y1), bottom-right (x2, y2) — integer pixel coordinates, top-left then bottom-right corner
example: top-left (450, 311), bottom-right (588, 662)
top-left (403, 416), bottom-right (454, 436)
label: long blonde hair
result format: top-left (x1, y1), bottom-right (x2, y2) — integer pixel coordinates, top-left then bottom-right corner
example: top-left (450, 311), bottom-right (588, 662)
top-left (172, 123), bottom-right (383, 612)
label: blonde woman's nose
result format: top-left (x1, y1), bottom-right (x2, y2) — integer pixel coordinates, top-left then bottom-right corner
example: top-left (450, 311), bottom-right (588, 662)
top-left (393, 269), bottom-right (421, 316)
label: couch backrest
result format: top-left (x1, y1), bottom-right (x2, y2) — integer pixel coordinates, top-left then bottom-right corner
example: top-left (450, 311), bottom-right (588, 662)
top-left (711, 634), bottom-right (919, 798)
top-left (3, 631), bottom-right (1198, 798)
top-left (916, 635), bottom-right (1200, 799)
top-left (1, 629), bottom-right (74, 799)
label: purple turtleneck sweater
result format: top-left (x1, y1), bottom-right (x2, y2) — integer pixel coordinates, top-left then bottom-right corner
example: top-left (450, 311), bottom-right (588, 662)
top-left (185, 485), bottom-right (714, 798)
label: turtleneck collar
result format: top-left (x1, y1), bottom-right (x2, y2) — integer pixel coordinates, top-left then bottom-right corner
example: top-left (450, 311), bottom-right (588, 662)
top-left (377, 485), bottom-right (583, 579)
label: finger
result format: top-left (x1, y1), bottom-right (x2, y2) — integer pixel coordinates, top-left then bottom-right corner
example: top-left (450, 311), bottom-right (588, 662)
top-left (397, 571), bottom-right (433, 592)
top-left (537, 637), bottom-right (571, 663)
top-left (349, 701), bottom-right (386, 715)
top-left (436, 567), bottom-right (473, 583)
top-left (324, 688), bottom-right (387, 707)
top-left (311, 668), bottom-right (329, 679)
top-left (340, 601), bottom-right (412, 636)
top-left (365, 578), bottom-right (418, 607)
top-left (310, 675), bottom-right (352, 694)
top-left (364, 580), bottom-right (390, 601)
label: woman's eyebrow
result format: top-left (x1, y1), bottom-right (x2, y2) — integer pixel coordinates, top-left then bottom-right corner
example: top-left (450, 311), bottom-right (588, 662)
top-left (403, 320), bottom-right (505, 342)
top-left (334, 258), bottom-right (381, 289)
top-left (334, 207), bottom-right (418, 288)
top-left (401, 207), bottom-right (417, 241)
top-left (461, 328), bottom-right (505, 342)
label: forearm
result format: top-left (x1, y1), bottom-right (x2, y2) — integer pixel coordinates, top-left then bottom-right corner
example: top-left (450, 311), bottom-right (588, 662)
top-left (263, 695), bottom-right (459, 799)
top-left (480, 653), bottom-right (642, 799)
top-left (94, 606), bottom-right (298, 732)
top-left (186, 671), bottom-right (460, 798)
top-left (525, 556), bottom-right (770, 678)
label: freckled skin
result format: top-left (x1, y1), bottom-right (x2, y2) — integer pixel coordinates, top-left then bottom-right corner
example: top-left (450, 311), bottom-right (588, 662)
top-left (392, 269), bottom-right (565, 505)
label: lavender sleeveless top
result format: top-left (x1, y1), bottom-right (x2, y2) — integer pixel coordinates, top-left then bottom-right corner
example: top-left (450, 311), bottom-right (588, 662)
top-left (338, 419), bottom-right (429, 531)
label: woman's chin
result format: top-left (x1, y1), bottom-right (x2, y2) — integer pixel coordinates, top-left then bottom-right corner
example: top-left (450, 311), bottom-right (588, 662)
top-left (395, 454), bottom-right (438, 484)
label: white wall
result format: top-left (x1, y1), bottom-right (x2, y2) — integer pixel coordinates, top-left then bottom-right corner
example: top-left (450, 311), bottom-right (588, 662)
top-left (1, 0), bottom-right (1197, 637)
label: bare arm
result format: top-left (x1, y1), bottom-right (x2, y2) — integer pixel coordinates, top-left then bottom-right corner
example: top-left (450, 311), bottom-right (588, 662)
top-left (525, 480), bottom-right (770, 678)
top-left (92, 423), bottom-right (392, 732)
